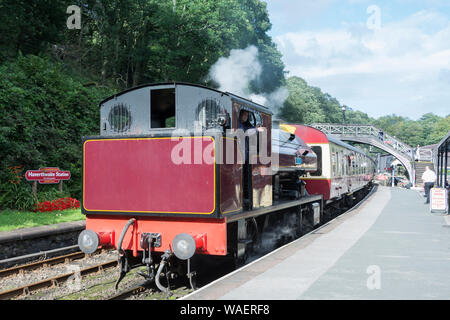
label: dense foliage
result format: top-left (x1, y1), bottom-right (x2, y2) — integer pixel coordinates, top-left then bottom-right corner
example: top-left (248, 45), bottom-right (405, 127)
top-left (280, 77), bottom-right (371, 125)
top-left (0, 55), bottom-right (115, 209)
top-left (372, 113), bottom-right (450, 147)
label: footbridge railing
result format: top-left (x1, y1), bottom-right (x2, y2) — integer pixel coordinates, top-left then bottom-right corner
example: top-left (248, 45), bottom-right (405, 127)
top-left (310, 123), bottom-right (415, 184)
top-left (310, 124), bottom-right (413, 159)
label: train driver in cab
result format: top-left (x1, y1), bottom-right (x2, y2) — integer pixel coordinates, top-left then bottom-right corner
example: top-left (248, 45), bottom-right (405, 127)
top-left (239, 109), bottom-right (264, 210)
top-left (239, 110), bottom-right (264, 133)
top-left (238, 109), bottom-right (265, 161)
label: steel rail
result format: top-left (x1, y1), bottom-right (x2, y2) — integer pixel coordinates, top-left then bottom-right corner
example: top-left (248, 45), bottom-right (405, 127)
top-left (107, 282), bottom-right (150, 300)
top-left (0, 245), bottom-right (80, 269)
top-left (0, 251), bottom-right (91, 278)
top-left (0, 259), bottom-right (118, 300)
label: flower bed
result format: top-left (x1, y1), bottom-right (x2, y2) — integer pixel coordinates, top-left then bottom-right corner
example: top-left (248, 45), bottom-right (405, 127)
top-left (34, 197), bottom-right (80, 212)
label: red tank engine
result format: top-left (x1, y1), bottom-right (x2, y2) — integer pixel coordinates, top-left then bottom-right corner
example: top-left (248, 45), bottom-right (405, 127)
top-left (78, 83), bottom-right (321, 290)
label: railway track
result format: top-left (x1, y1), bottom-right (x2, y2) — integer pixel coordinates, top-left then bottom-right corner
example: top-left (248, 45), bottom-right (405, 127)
top-left (107, 282), bottom-right (150, 300)
top-left (0, 251), bottom-right (90, 278)
top-left (0, 259), bottom-right (118, 300)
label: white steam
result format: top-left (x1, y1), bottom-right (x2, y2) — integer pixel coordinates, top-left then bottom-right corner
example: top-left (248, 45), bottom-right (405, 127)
top-left (208, 45), bottom-right (288, 116)
top-left (250, 87), bottom-right (289, 116)
top-left (208, 45), bottom-right (261, 97)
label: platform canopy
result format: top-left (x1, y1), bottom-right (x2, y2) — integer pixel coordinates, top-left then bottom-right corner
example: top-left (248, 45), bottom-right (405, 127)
top-left (434, 130), bottom-right (450, 188)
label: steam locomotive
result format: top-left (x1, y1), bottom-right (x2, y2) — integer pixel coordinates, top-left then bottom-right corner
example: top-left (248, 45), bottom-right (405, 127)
top-left (77, 82), bottom-right (374, 291)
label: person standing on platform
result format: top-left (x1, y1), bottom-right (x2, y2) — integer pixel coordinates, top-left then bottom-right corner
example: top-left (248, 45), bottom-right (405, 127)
top-left (415, 144), bottom-right (420, 161)
top-left (422, 166), bottom-right (437, 204)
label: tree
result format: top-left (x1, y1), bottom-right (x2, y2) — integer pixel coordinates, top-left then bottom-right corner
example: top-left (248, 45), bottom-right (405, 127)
top-left (418, 113), bottom-right (441, 145)
top-left (0, 55), bottom-right (115, 208)
top-left (58, 0), bottom-right (285, 91)
top-left (279, 77), bottom-right (326, 123)
top-left (429, 115), bottom-right (450, 144)
top-left (0, 0), bottom-right (67, 62)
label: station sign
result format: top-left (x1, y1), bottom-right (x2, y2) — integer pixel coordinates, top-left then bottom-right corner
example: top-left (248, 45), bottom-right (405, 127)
top-left (430, 188), bottom-right (448, 214)
top-left (25, 167), bottom-right (71, 184)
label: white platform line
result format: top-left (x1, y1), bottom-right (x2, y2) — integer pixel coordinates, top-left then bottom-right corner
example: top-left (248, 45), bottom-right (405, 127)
top-left (444, 216), bottom-right (450, 225)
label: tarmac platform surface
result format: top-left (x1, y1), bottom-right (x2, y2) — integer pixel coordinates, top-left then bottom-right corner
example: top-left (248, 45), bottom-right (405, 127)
top-left (183, 186), bottom-right (450, 300)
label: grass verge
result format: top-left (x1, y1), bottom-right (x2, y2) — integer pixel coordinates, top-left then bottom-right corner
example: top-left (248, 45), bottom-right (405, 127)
top-left (0, 208), bottom-right (85, 232)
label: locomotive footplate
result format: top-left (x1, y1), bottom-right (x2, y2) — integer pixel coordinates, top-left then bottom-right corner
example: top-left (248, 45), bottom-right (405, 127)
top-left (225, 195), bottom-right (323, 223)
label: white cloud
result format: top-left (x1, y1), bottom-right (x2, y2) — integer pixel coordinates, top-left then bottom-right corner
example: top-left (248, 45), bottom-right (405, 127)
top-left (275, 10), bottom-right (450, 119)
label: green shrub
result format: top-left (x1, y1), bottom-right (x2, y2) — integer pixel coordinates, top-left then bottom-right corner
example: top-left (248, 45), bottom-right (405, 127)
top-left (0, 165), bottom-right (35, 211)
top-left (0, 55), bottom-right (115, 208)
top-left (12, 183), bottom-right (36, 211)
top-left (37, 188), bottom-right (70, 203)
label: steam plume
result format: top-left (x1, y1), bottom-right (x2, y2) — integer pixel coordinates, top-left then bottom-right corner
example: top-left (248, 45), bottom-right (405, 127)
top-left (208, 45), bottom-right (288, 116)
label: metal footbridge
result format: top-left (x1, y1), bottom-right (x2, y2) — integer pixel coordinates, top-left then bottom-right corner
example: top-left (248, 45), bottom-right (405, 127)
top-left (310, 123), bottom-right (415, 184)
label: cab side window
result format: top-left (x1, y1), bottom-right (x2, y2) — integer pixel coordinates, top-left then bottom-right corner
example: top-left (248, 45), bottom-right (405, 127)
top-left (248, 111), bottom-right (256, 127)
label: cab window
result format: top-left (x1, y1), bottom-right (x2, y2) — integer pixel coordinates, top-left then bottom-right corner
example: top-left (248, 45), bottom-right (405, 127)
top-left (150, 88), bottom-right (175, 128)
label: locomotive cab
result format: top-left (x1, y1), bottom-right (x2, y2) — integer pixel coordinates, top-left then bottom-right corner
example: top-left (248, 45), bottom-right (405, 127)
top-left (100, 83), bottom-right (231, 135)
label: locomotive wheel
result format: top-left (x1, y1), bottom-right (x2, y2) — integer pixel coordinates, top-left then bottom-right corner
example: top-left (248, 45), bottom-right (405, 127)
top-left (294, 209), bottom-right (303, 238)
top-left (246, 218), bottom-right (261, 254)
top-left (346, 194), bottom-right (354, 208)
top-left (233, 251), bottom-right (248, 269)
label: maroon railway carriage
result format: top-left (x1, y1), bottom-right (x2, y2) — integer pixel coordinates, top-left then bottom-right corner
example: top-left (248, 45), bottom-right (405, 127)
top-left (282, 124), bottom-right (376, 206)
top-left (78, 83), bottom-right (321, 290)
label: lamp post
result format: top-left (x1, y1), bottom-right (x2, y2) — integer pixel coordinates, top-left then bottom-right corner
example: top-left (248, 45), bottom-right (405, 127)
top-left (391, 163), bottom-right (395, 187)
top-left (341, 105), bottom-right (346, 124)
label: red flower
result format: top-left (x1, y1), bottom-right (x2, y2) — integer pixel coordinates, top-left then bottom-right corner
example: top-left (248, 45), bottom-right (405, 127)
top-left (34, 197), bottom-right (81, 213)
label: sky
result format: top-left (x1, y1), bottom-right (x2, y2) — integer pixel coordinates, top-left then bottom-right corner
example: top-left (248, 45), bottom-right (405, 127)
top-left (263, 0), bottom-right (450, 120)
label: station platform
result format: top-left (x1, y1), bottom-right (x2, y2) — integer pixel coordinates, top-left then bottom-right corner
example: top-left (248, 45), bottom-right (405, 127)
top-left (183, 186), bottom-right (450, 300)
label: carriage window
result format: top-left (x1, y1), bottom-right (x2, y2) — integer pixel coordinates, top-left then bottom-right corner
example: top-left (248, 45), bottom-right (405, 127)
top-left (310, 146), bottom-right (322, 176)
top-left (344, 154), bottom-right (350, 176)
top-left (350, 153), bottom-right (356, 174)
top-left (332, 152), bottom-right (337, 176)
top-left (357, 155), bottom-right (361, 174)
top-left (151, 89), bottom-right (175, 128)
